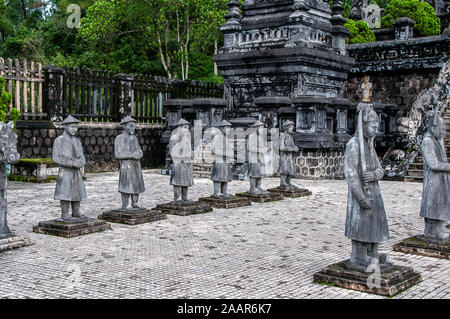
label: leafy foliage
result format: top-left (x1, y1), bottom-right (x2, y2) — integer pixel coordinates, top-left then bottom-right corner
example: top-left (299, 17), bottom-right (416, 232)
top-left (0, 76), bottom-right (19, 126)
top-left (344, 19), bottom-right (376, 44)
top-left (381, 0), bottom-right (440, 36)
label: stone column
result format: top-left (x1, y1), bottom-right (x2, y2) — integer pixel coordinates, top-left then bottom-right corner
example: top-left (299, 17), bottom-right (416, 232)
top-left (394, 17), bottom-right (416, 40)
top-left (331, 0), bottom-right (350, 55)
top-left (114, 73), bottom-right (134, 121)
top-left (220, 0), bottom-right (242, 51)
top-left (43, 65), bottom-right (65, 122)
top-left (254, 96), bottom-right (292, 129)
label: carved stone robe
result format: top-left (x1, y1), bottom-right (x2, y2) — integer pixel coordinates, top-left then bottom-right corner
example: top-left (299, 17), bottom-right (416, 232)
top-left (169, 131), bottom-right (194, 187)
top-left (115, 133), bottom-right (145, 195)
top-left (344, 136), bottom-right (389, 243)
top-left (211, 133), bottom-right (233, 183)
top-left (247, 132), bottom-right (267, 178)
top-left (279, 132), bottom-right (297, 176)
top-left (53, 133), bottom-right (87, 202)
top-left (420, 133), bottom-right (450, 221)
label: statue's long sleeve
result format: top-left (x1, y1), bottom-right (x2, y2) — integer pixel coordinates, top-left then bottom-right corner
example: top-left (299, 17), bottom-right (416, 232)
top-left (422, 137), bottom-right (450, 172)
top-left (344, 138), bottom-right (367, 204)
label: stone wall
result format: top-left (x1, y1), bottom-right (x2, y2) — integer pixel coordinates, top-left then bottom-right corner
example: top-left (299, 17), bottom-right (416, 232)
top-left (16, 121), bottom-right (166, 173)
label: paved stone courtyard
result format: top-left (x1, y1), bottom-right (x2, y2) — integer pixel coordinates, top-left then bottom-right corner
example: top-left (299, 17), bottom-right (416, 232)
top-left (1, 171), bottom-right (448, 299)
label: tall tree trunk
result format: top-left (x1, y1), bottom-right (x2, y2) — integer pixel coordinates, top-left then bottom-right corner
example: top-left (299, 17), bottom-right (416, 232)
top-left (214, 40), bottom-right (218, 76)
top-left (21, 0), bottom-right (27, 19)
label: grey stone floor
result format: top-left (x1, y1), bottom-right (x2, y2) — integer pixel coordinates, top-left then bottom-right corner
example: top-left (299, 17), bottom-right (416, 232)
top-left (1, 170), bottom-right (448, 299)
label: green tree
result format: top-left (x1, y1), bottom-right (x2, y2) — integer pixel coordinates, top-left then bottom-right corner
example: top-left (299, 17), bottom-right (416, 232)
top-left (344, 19), bottom-right (376, 44)
top-left (381, 0), bottom-right (440, 36)
top-left (0, 76), bottom-right (19, 126)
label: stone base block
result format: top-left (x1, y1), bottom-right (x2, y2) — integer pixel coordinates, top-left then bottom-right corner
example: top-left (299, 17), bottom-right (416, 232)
top-left (33, 218), bottom-right (112, 238)
top-left (313, 260), bottom-right (421, 297)
top-left (156, 202), bottom-right (212, 216)
top-left (236, 192), bottom-right (284, 203)
top-left (393, 235), bottom-right (449, 259)
top-left (98, 208), bottom-right (167, 225)
top-left (0, 236), bottom-right (34, 253)
top-left (267, 187), bottom-right (312, 198)
top-left (198, 196), bottom-right (252, 209)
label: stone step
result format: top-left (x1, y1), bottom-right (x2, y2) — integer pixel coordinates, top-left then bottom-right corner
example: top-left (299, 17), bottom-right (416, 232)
top-left (406, 169), bottom-right (424, 177)
top-left (404, 175), bottom-right (423, 183)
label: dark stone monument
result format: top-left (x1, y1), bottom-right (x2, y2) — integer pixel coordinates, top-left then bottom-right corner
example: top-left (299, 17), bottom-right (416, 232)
top-left (98, 116), bottom-right (167, 225)
top-left (313, 103), bottom-right (421, 296)
top-left (33, 115), bottom-right (111, 237)
top-left (0, 121), bottom-right (34, 252)
top-left (393, 110), bottom-right (450, 259)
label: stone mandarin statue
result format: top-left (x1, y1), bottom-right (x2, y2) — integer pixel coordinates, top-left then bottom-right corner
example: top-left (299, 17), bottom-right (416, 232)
top-left (247, 121), bottom-right (269, 195)
top-left (115, 116), bottom-right (146, 210)
top-left (420, 110), bottom-right (450, 241)
top-left (211, 120), bottom-right (234, 198)
top-left (52, 115), bottom-right (88, 221)
top-left (169, 118), bottom-right (194, 204)
top-left (0, 121), bottom-right (20, 238)
top-left (344, 103), bottom-right (390, 268)
top-left (279, 120), bottom-right (299, 190)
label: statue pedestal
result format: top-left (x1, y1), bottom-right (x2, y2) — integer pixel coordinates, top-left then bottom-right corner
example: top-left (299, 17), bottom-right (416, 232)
top-left (98, 208), bottom-right (167, 225)
top-left (156, 202), bottom-right (212, 216)
top-left (235, 192), bottom-right (284, 203)
top-left (0, 236), bottom-right (34, 253)
top-left (33, 218), bottom-right (112, 238)
top-left (393, 235), bottom-right (450, 259)
top-left (313, 260), bottom-right (421, 297)
top-left (198, 196), bottom-right (251, 209)
top-left (267, 187), bottom-right (312, 198)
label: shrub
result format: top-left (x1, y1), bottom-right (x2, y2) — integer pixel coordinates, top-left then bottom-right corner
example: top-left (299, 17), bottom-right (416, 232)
top-left (344, 19), bottom-right (376, 44)
top-left (0, 77), bottom-right (19, 127)
top-left (381, 0), bottom-right (440, 36)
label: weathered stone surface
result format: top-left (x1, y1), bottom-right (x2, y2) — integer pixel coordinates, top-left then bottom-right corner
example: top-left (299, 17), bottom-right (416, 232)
top-left (0, 236), bottom-right (34, 253)
top-left (236, 192), bottom-right (283, 203)
top-left (98, 208), bottom-right (167, 225)
top-left (313, 260), bottom-right (422, 297)
top-left (393, 236), bottom-right (450, 260)
top-left (33, 218), bottom-right (112, 238)
top-left (267, 187), bottom-right (312, 198)
top-left (199, 196), bottom-right (251, 209)
top-left (156, 202), bottom-right (212, 216)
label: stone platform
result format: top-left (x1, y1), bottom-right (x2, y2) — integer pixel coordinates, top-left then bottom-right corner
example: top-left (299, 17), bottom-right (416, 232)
top-left (198, 196), bottom-right (251, 209)
top-left (236, 192), bottom-right (284, 203)
top-left (313, 260), bottom-right (421, 297)
top-left (0, 236), bottom-right (34, 253)
top-left (156, 201), bottom-right (212, 216)
top-left (393, 235), bottom-right (449, 260)
top-left (33, 218), bottom-right (112, 238)
top-left (267, 187), bottom-right (312, 198)
top-left (98, 208), bottom-right (167, 225)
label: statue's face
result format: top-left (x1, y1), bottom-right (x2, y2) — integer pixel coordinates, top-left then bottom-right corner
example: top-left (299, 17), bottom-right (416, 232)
top-left (257, 126), bottom-right (264, 134)
top-left (285, 124), bottom-right (294, 133)
top-left (364, 120), bottom-right (379, 137)
top-left (125, 122), bottom-right (136, 135)
top-left (180, 124), bottom-right (190, 134)
top-left (221, 126), bottom-right (231, 135)
top-left (431, 118), bottom-right (446, 139)
top-left (65, 123), bottom-right (79, 136)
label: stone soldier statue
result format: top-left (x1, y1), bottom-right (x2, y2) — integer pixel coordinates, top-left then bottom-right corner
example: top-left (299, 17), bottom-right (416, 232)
top-left (279, 120), bottom-right (299, 190)
top-left (247, 121), bottom-right (269, 195)
top-left (169, 118), bottom-right (194, 204)
top-left (115, 116), bottom-right (146, 210)
top-left (0, 121), bottom-right (20, 238)
top-left (52, 115), bottom-right (88, 221)
top-left (420, 110), bottom-right (450, 241)
top-left (344, 103), bottom-right (389, 268)
top-left (211, 120), bottom-right (234, 198)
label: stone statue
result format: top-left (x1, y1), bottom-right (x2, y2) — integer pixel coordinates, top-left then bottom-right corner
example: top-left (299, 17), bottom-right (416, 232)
top-left (211, 120), bottom-right (234, 198)
top-left (420, 110), bottom-right (450, 241)
top-left (247, 121), bottom-right (269, 195)
top-left (279, 120), bottom-right (299, 190)
top-left (169, 118), bottom-right (194, 204)
top-left (344, 103), bottom-right (389, 268)
top-left (115, 116), bottom-right (145, 210)
top-left (0, 121), bottom-right (20, 238)
top-left (52, 115), bottom-right (88, 221)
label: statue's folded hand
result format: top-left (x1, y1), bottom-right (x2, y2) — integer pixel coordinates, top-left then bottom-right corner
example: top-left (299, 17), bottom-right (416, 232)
top-left (362, 172), bottom-right (377, 183)
top-left (359, 196), bottom-right (374, 210)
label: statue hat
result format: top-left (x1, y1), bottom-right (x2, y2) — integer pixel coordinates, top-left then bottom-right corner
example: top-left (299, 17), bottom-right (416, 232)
top-left (357, 103), bottom-right (378, 123)
top-left (120, 116), bottom-right (137, 125)
top-left (217, 120), bottom-right (232, 127)
top-left (282, 120), bottom-right (295, 129)
top-left (175, 118), bottom-right (190, 127)
top-left (252, 120), bottom-right (264, 127)
top-left (62, 115), bottom-right (80, 125)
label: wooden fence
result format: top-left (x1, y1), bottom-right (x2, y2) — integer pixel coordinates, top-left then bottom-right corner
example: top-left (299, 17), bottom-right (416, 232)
top-left (0, 58), bottom-right (45, 120)
top-left (0, 57), bottom-right (224, 123)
